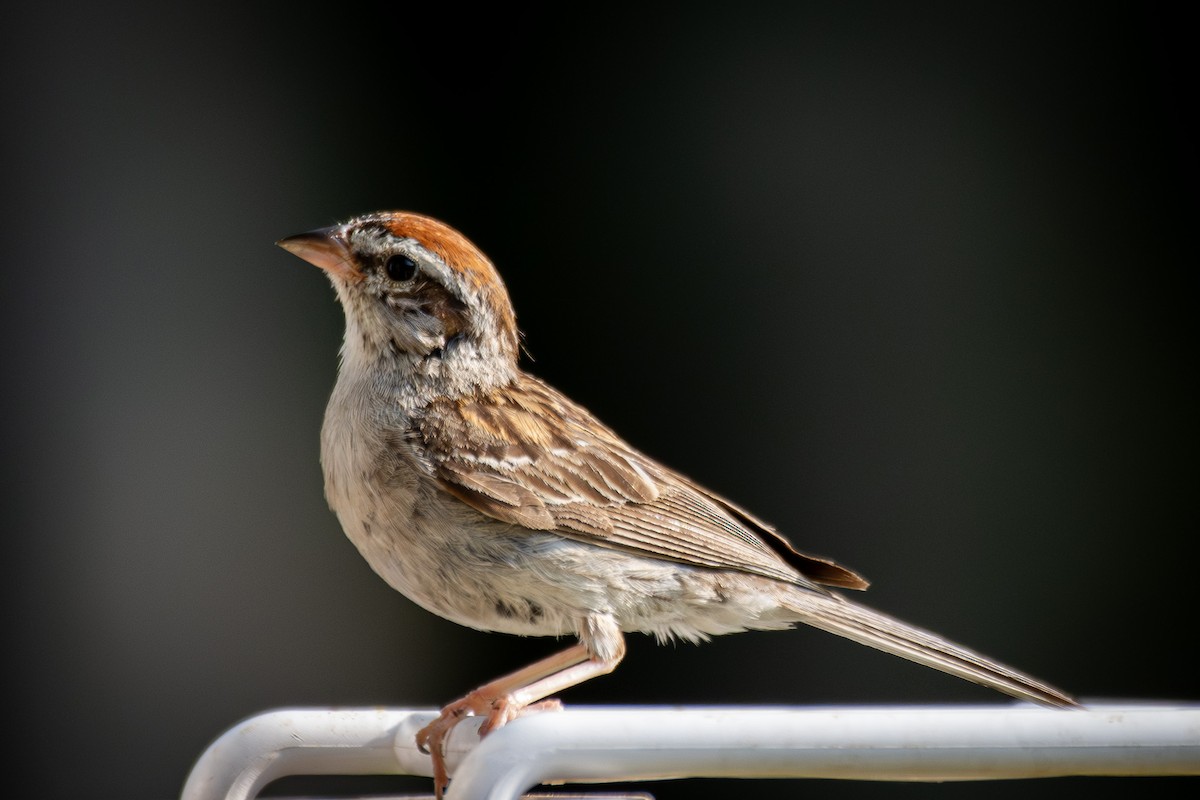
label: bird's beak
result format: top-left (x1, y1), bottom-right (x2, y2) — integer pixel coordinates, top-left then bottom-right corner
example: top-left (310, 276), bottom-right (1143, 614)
top-left (276, 225), bottom-right (360, 281)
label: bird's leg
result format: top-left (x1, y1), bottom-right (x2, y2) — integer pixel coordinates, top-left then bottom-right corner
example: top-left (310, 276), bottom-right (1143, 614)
top-left (416, 643), bottom-right (590, 760)
top-left (416, 624), bottom-right (625, 799)
top-left (476, 646), bottom-right (626, 733)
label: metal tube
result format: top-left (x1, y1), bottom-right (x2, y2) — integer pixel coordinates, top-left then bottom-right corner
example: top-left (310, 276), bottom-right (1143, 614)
top-left (179, 708), bottom-right (432, 800)
top-left (179, 704), bottom-right (1200, 800)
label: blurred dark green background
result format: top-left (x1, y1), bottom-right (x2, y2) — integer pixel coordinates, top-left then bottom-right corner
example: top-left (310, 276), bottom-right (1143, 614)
top-left (3, 3), bottom-right (1195, 799)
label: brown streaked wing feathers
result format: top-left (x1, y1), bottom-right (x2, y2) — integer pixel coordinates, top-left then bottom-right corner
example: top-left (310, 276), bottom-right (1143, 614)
top-left (417, 374), bottom-right (867, 591)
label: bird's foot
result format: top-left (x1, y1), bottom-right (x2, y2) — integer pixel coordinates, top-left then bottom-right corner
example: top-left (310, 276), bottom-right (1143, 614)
top-left (416, 691), bottom-right (564, 799)
top-left (478, 697), bottom-right (563, 735)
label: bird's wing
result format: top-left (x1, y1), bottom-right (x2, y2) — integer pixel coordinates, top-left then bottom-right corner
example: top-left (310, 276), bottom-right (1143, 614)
top-left (416, 375), bottom-right (867, 590)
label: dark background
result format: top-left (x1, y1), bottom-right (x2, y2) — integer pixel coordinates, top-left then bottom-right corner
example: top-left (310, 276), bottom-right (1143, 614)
top-left (3, 3), bottom-right (1195, 799)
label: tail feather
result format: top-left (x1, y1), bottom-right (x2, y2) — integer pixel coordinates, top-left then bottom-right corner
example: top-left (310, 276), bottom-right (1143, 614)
top-left (787, 590), bottom-right (1079, 708)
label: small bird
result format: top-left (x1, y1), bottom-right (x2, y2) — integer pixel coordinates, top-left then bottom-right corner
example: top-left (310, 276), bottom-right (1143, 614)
top-left (278, 212), bottom-right (1078, 797)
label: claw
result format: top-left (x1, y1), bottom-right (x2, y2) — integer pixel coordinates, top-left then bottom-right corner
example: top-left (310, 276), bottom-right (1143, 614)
top-left (415, 694), bottom-right (566, 799)
top-left (413, 637), bottom-right (624, 798)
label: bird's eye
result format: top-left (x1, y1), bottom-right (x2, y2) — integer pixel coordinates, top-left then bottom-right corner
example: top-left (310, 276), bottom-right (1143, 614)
top-left (385, 253), bottom-right (418, 282)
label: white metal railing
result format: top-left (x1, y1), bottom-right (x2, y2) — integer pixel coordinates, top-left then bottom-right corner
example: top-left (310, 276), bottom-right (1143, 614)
top-left (180, 703), bottom-right (1200, 800)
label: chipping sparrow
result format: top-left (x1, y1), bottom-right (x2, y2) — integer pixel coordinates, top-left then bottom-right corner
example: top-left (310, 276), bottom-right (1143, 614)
top-left (278, 211), bottom-right (1078, 797)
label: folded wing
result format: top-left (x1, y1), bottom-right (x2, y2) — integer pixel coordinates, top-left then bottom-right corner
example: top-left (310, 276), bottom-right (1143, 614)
top-left (417, 375), bottom-right (867, 591)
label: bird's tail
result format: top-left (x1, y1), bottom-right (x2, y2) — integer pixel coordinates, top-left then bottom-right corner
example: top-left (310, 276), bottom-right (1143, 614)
top-left (785, 589), bottom-right (1079, 708)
